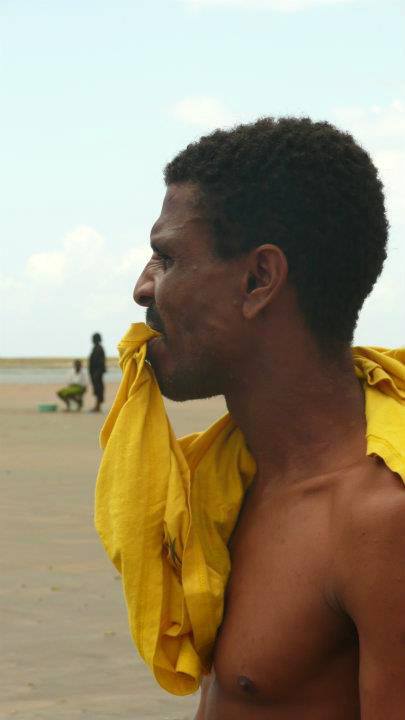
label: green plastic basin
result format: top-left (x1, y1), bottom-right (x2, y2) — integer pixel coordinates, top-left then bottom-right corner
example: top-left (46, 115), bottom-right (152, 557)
top-left (37, 403), bottom-right (58, 413)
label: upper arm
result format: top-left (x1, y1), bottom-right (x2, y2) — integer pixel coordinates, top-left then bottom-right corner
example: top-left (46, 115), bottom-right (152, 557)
top-left (338, 483), bottom-right (405, 718)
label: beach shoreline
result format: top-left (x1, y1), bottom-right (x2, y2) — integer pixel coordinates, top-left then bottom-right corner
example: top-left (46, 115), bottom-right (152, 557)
top-left (0, 358), bottom-right (119, 368)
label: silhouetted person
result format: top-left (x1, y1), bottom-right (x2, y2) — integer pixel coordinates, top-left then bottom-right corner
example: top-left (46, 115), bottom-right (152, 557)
top-left (89, 333), bottom-right (106, 412)
top-left (57, 359), bottom-right (87, 411)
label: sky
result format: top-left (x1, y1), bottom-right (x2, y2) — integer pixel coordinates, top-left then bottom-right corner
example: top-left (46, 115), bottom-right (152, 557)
top-left (1, 0), bottom-right (404, 357)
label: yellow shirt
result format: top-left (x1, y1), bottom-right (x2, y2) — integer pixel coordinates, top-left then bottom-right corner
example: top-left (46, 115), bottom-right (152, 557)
top-left (95, 324), bottom-right (405, 696)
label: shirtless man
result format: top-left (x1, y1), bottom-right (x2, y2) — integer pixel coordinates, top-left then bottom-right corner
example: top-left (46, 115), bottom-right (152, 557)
top-left (133, 118), bottom-right (405, 718)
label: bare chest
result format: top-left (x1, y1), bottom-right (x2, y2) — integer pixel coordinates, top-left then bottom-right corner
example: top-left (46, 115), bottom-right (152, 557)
top-left (212, 485), bottom-right (358, 707)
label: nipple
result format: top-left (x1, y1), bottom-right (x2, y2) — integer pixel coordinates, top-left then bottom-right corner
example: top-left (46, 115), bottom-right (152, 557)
top-left (237, 675), bottom-right (256, 694)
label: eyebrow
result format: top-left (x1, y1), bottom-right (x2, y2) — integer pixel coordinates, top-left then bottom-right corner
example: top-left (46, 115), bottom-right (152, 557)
top-left (150, 227), bottom-right (177, 253)
top-left (150, 239), bottom-right (171, 255)
top-left (150, 220), bottom-right (190, 252)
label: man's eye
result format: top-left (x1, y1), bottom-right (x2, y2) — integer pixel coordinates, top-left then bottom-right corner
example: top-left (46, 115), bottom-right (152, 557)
top-left (154, 252), bottom-right (172, 269)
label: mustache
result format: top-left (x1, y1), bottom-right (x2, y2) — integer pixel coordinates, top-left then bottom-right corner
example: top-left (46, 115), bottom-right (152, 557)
top-left (146, 305), bottom-right (166, 335)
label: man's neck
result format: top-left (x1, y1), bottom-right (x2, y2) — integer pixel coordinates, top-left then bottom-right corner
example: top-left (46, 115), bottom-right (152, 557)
top-left (225, 341), bottom-right (367, 487)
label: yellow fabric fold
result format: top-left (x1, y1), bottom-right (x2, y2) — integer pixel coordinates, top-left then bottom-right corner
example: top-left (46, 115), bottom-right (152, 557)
top-left (353, 346), bottom-right (405, 480)
top-left (95, 324), bottom-right (405, 695)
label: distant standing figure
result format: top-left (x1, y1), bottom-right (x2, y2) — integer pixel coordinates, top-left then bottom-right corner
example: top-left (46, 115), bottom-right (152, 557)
top-left (57, 359), bottom-right (87, 411)
top-left (89, 333), bottom-right (106, 413)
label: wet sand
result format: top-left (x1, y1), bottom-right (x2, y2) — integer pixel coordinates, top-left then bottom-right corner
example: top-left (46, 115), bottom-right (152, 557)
top-left (0, 383), bottom-right (227, 720)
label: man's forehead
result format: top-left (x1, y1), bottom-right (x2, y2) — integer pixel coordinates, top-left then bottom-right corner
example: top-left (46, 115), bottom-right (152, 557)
top-left (150, 219), bottom-right (191, 243)
top-left (164, 182), bottom-right (202, 209)
top-left (150, 219), bottom-right (213, 254)
top-left (150, 183), bottom-right (208, 243)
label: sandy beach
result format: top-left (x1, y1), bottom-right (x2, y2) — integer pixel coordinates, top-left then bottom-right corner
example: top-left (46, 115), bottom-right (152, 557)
top-left (0, 380), bottom-right (227, 720)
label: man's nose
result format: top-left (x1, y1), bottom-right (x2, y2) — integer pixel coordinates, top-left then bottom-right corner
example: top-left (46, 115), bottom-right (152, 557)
top-left (133, 265), bottom-right (155, 307)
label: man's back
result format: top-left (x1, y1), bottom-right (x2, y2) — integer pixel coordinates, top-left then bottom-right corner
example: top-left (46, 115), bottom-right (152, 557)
top-left (196, 456), bottom-right (405, 719)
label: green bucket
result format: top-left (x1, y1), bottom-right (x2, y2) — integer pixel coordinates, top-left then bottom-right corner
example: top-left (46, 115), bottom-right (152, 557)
top-left (38, 403), bottom-right (58, 413)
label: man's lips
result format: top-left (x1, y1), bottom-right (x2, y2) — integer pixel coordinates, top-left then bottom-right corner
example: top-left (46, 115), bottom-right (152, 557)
top-left (146, 323), bottom-right (166, 347)
top-left (146, 320), bottom-right (162, 334)
top-left (146, 333), bottom-right (168, 367)
top-left (145, 305), bottom-right (165, 335)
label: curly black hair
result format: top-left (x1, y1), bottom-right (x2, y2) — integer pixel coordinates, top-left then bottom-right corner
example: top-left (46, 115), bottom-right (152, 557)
top-left (164, 117), bottom-right (388, 347)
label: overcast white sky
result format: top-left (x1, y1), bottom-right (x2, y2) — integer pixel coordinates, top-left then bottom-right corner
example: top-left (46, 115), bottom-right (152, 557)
top-left (1, 0), bottom-right (404, 357)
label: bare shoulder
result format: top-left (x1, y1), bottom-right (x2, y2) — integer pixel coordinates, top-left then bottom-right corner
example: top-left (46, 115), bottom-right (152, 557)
top-left (335, 456), bottom-right (405, 540)
top-left (332, 456), bottom-right (405, 615)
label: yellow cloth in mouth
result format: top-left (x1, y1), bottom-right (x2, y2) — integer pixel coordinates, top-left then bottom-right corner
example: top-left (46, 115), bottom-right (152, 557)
top-left (95, 324), bottom-right (405, 695)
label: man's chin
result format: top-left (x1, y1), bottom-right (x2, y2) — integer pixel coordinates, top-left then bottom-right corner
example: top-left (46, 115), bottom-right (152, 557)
top-left (146, 338), bottom-right (223, 401)
top-left (151, 362), bottom-right (221, 402)
top-left (159, 381), bottom-right (219, 403)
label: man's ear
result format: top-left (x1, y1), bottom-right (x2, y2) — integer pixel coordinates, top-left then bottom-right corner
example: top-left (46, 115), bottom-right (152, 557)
top-left (242, 244), bottom-right (288, 320)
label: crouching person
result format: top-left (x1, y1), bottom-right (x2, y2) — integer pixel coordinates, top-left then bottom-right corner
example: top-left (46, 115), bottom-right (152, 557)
top-left (57, 359), bottom-right (87, 411)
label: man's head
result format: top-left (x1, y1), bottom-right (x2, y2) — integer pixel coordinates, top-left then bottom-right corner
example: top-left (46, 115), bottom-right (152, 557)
top-left (92, 333), bottom-right (102, 345)
top-left (134, 117), bottom-right (388, 400)
top-left (74, 359), bottom-right (82, 372)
